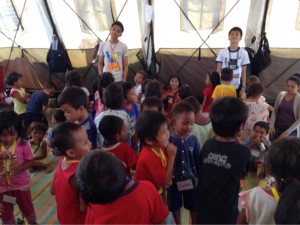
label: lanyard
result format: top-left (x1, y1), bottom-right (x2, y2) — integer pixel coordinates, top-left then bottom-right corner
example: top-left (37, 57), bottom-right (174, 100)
top-left (1, 141), bottom-right (17, 190)
top-left (150, 147), bottom-right (167, 168)
top-left (110, 42), bottom-right (118, 55)
top-left (271, 186), bottom-right (280, 202)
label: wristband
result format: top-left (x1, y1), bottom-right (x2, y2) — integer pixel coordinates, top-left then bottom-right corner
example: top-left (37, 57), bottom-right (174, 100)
top-left (241, 84), bottom-right (246, 88)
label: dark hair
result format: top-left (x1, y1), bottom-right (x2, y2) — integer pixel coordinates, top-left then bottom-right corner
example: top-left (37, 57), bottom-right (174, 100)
top-left (184, 96), bottom-right (201, 114)
top-left (221, 68), bottom-right (233, 81)
top-left (58, 87), bottom-right (88, 109)
top-left (53, 109), bottom-right (67, 123)
top-left (76, 150), bottom-right (126, 204)
top-left (65, 70), bottom-right (82, 87)
top-left (229, 26), bottom-right (243, 37)
top-left (209, 71), bottom-right (221, 88)
top-left (136, 70), bottom-right (148, 80)
top-left (98, 72), bottom-right (115, 102)
top-left (171, 101), bottom-right (194, 118)
top-left (253, 121), bottom-right (269, 133)
top-left (136, 111), bottom-right (167, 146)
top-left (178, 84), bottom-right (192, 99)
top-left (141, 97), bottom-right (164, 113)
top-left (51, 122), bottom-right (83, 156)
top-left (246, 83), bottom-right (264, 99)
top-left (167, 75), bottom-right (182, 89)
top-left (104, 83), bottom-right (124, 109)
top-left (275, 181), bottom-right (300, 224)
top-left (0, 102), bottom-right (13, 112)
top-left (121, 82), bottom-right (134, 100)
top-left (247, 75), bottom-right (260, 85)
top-left (141, 79), bottom-right (152, 94)
top-left (287, 75), bottom-right (300, 85)
top-left (5, 71), bottom-right (22, 86)
top-left (0, 110), bottom-right (27, 141)
top-left (28, 121), bottom-right (48, 135)
top-left (265, 137), bottom-right (300, 193)
top-left (210, 97), bottom-right (248, 137)
top-left (44, 80), bottom-right (58, 90)
top-left (111, 21), bottom-right (124, 33)
top-left (99, 115), bottom-right (124, 142)
top-left (145, 80), bottom-right (163, 99)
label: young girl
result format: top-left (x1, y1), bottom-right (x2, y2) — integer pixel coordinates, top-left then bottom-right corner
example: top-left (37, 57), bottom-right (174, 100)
top-left (201, 71), bottom-right (220, 117)
top-left (50, 122), bottom-right (91, 224)
top-left (28, 122), bottom-right (53, 173)
top-left (0, 111), bottom-right (37, 224)
top-left (237, 137), bottom-right (300, 224)
top-left (134, 70), bottom-right (147, 98)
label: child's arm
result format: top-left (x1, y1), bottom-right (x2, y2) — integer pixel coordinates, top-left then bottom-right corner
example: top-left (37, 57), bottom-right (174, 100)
top-left (216, 63), bottom-right (222, 73)
top-left (165, 143), bottom-right (176, 188)
top-left (240, 66), bottom-right (247, 99)
top-left (33, 140), bottom-right (47, 160)
top-left (200, 95), bottom-right (207, 113)
top-left (79, 193), bottom-right (88, 213)
top-left (236, 208), bottom-right (248, 225)
top-left (122, 56), bottom-right (129, 82)
top-left (11, 91), bottom-right (29, 103)
top-left (49, 180), bottom-right (54, 195)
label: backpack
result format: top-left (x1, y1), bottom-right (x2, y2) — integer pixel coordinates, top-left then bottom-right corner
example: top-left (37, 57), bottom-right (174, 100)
top-left (47, 48), bottom-right (68, 73)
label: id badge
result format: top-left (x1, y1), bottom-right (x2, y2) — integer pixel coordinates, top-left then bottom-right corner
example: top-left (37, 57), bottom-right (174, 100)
top-left (3, 194), bottom-right (16, 204)
top-left (176, 179), bottom-right (194, 191)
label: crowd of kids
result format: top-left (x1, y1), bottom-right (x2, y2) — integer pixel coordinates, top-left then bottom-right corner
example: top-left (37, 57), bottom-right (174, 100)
top-left (1, 22), bottom-right (300, 225)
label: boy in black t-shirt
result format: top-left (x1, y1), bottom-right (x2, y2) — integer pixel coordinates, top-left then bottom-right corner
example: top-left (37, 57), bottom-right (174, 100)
top-left (196, 97), bottom-right (251, 224)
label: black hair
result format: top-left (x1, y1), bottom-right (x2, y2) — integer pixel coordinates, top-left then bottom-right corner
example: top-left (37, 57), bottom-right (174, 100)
top-left (145, 80), bottom-right (163, 99)
top-left (229, 26), bottom-right (243, 37)
top-left (246, 83), bottom-right (264, 99)
top-left (0, 110), bottom-right (27, 141)
top-left (141, 79), bottom-right (152, 94)
top-left (178, 84), bottom-right (192, 99)
top-left (287, 75), bottom-right (300, 85)
top-left (140, 97), bottom-right (164, 113)
top-left (65, 70), bottom-right (82, 87)
top-left (136, 70), bottom-right (148, 80)
top-left (104, 83), bottom-right (124, 109)
top-left (253, 121), bottom-right (269, 133)
top-left (5, 71), bottom-right (22, 86)
top-left (136, 111), bottom-right (167, 146)
top-left (0, 102), bottom-right (13, 112)
top-left (183, 96), bottom-right (201, 114)
top-left (53, 109), bottom-right (67, 123)
top-left (99, 115), bottom-right (124, 142)
top-left (98, 72), bottom-right (115, 102)
top-left (171, 101), bottom-right (195, 118)
top-left (275, 181), bottom-right (300, 224)
top-left (210, 97), bottom-right (248, 137)
top-left (221, 68), bottom-right (233, 81)
top-left (44, 80), bottom-right (58, 90)
top-left (28, 121), bottom-right (48, 135)
top-left (121, 82), bottom-right (134, 100)
top-left (209, 71), bottom-right (221, 88)
top-left (167, 75), bottom-right (182, 89)
top-left (111, 21), bottom-right (124, 33)
top-left (51, 122), bottom-right (83, 156)
top-left (58, 87), bottom-right (88, 109)
top-left (76, 150), bottom-right (126, 204)
top-left (265, 137), bottom-right (300, 193)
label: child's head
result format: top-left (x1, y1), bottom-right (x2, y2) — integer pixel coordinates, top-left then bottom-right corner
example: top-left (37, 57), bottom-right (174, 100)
top-left (178, 84), bottom-right (192, 100)
top-left (98, 72), bottom-right (115, 101)
top-left (265, 137), bottom-right (300, 193)
top-left (246, 83), bottom-right (264, 99)
top-left (145, 80), bottom-right (163, 99)
top-left (51, 108), bottom-right (67, 125)
top-left (221, 68), bottom-right (233, 82)
top-left (183, 96), bottom-right (201, 114)
top-left (171, 101), bottom-right (195, 138)
top-left (0, 102), bottom-right (13, 112)
top-left (206, 71), bottom-right (221, 88)
top-left (104, 83), bottom-right (124, 109)
top-left (51, 122), bottom-right (91, 158)
top-left (252, 121), bottom-right (269, 138)
top-left (122, 82), bottom-right (136, 103)
top-left (141, 79), bottom-right (152, 94)
top-left (5, 71), bottom-right (23, 87)
top-left (76, 150), bottom-right (126, 204)
top-left (65, 70), bottom-right (83, 88)
top-left (228, 27), bottom-right (243, 41)
top-left (111, 21), bottom-right (124, 33)
top-left (136, 111), bottom-right (169, 147)
top-left (43, 81), bottom-right (58, 97)
top-left (99, 115), bottom-right (126, 143)
top-left (58, 87), bottom-right (88, 122)
top-left (0, 110), bottom-right (26, 145)
top-left (134, 70), bottom-right (147, 85)
top-left (140, 97), bottom-right (164, 113)
top-left (246, 75), bottom-right (260, 87)
top-left (28, 122), bottom-right (48, 141)
top-left (210, 97), bottom-right (248, 138)
top-left (168, 75), bottom-right (182, 90)
top-left (286, 75), bottom-right (300, 95)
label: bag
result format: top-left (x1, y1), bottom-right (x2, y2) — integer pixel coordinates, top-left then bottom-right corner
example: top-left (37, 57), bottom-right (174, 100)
top-left (47, 48), bottom-right (68, 73)
top-left (251, 33), bottom-right (271, 75)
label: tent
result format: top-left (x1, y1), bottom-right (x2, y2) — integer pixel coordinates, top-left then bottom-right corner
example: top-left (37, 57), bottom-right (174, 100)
top-left (1, 0), bottom-right (300, 101)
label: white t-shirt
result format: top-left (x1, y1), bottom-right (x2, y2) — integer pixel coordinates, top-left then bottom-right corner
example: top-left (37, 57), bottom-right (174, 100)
top-left (216, 47), bottom-right (250, 88)
top-left (98, 40), bottom-right (128, 82)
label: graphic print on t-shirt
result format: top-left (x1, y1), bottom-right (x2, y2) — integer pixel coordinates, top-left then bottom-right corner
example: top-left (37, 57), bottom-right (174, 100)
top-left (203, 152), bottom-right (231, 169)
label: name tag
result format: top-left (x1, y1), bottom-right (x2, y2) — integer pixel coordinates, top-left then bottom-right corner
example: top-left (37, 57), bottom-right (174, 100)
top-left (251, 149), bottom-right (260, 158)
top-left (3, 194), bottom-right (16, 204)
top-left (176, 179), bottom-right (194, 191)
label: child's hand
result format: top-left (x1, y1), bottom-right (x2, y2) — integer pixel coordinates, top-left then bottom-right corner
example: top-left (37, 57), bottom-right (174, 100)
top-left (166, 143), bottom-right (177, 157)
top-left (269, 128), bottom-right (275, 136)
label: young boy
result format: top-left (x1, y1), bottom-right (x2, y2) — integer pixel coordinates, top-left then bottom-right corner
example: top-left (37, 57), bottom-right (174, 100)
top-left (169, 101), bottom-right (201, 224)
top-left (76, 150), bottom-right (169, 224)
top-left (50, 122), bottom-right (91, 224)
top-left (25, 81), bottom-right (57, 127)
top-left (99, 115), bottom-right (138, 178)
top-left (196, 97), bottom-right (251, 224)
top-left (212, 67), bottom-right (237, 100)
top-left (140, 97), bottom-right (164, 113)
top-left (98, 21), bottom-right (128, 83)
top-left (58, 87), bottom-right (97, 149)
top-left (216, 27), bottom-right (250, 98)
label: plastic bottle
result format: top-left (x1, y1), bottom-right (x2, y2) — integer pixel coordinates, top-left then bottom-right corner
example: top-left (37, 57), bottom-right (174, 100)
top-left (52, 34), bottom-right (58, 50)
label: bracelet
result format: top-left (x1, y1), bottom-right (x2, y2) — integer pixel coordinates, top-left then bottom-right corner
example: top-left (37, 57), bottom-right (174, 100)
top-left (241, 84), bottom-right (246, 88)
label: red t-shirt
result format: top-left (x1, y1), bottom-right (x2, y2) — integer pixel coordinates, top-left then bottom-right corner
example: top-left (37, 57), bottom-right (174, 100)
top-left (85, 180), bottom-right (169, 224)
top-left (101, 142), bottom-right (138, 178)
top-left (134, 146), bottom-right (168, 190)
top-left (53, 158), bottom-right (86, 224)
top-left (164, 89), bottom-right (178, 119)
top-left (202, 86), bottom-right (214, 113)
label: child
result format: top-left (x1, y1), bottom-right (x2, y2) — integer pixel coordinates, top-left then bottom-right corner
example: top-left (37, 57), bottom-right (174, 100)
top-left (46, 108), bottom-right (66, 149)
top-left (140, 78), bottom-right (152, 103)
top-left (64, 70), bottom-right (90, 97)
top-left (162, 75), bottom-right (181, 119)
top-left (201, 71), bottom-right (221, 117)
top-left (177, 84), bottom-right (193, 101)
top-left (25, 80), bottom-right (57, 127)
top-left (237, 137), bottom-right (300, 224)
top-left (169, 101), bottom-right (201, 224)
top-left (134, 70), bottom-right (147, 97)
top-left (28, 122), bottom-right (53, 173)
top-left (98, 21), bottom-right (128, 83)
top-left (0, 111), bottom-right (37, 224)
top-left (140, 97), bottom-right (164, 113)
top-left (76, 150), bottom-right (169, 224)
top-left (5, 71), bottom-right (30, 117)
top-left (135, 111), bottom-right (176, 194)
top-left (184, 96), bottom-right (214, 148)
top-left (145, 80), bottom-right (163, 99)
top-left (58, 87), bottom-right (97, 149)
top-left (99, 115), bottom-right (138, 178)
top-left (212, 67), bottom-right (237, 100)
top-left (50, 122), bottom-right (91, 224)
top-left (216, 27), bottom-right (250, 98)
top-left (196, 97), bottom-right (251, 224)
top-left (95, 83), bottom-right (131, 147)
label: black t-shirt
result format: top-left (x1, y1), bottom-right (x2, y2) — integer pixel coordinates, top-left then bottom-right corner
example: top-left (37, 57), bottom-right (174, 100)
top-left (196, 138), bottom-right (251, 224)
